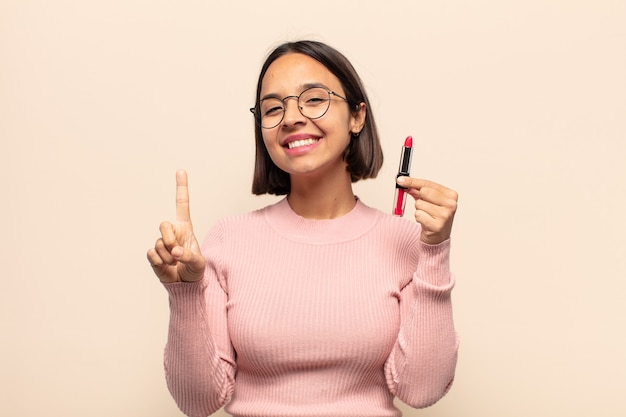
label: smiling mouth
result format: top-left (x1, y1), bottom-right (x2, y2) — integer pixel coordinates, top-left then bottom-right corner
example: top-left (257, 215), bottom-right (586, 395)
top-left (286, 138), bottom-right (320, 149)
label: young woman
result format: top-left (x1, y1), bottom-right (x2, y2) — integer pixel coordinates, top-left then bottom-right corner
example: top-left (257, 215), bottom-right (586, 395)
top-left (147, 40), bottom-right (459, 417)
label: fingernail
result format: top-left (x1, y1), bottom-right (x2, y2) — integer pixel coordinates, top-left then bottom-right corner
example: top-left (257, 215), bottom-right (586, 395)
top-left (396, 176), bottom-right (406, 185)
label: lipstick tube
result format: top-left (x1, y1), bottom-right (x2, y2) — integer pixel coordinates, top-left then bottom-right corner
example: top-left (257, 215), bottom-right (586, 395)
top-left (393, 136), bottom-right (413, 216)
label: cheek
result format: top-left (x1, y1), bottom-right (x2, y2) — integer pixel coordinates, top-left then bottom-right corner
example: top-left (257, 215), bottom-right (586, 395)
top-left (261, 130), bottom-right (278, 150)
top-left (327, 110), bottom-right (354, 135)
top-left (323, 116), bottom-right (352, 144)
top-left (261, 131), bottom-right (284, 164)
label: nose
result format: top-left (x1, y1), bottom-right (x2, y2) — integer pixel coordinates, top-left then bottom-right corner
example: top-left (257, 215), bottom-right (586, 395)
top-left (282, 96), bottom-right (306, 126)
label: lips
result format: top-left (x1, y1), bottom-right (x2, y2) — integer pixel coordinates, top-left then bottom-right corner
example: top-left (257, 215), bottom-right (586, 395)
top-left (282, 134), bottom-right (322, 150)
top-left (287, 138), bottom-right (320, 149)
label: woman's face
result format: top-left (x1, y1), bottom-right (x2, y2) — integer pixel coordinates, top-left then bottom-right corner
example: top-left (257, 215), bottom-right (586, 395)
top-left (259, 53), bottom-right (365, 181)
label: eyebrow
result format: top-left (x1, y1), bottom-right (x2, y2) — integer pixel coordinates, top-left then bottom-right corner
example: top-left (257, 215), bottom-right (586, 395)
top-left (260, 82), bottom-right (331, 101)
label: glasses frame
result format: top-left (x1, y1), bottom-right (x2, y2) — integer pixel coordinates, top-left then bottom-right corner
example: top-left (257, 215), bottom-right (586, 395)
top-left (250, 86), bottom-right (349, 129)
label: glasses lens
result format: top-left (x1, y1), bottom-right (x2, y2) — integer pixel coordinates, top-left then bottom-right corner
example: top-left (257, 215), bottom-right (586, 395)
top-left (299, 88), bottom-right (331, 120)
top-left (259, 98), bottom-right (284, 128)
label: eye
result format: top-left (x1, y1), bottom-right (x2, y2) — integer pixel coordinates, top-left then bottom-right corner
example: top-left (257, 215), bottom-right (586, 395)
top-left (260, 98), bottom-right (284, 116)
top-left (263, 105), bottom-right (284, 116)
top-left (301, 87), bottom-right (330, 107)
top-left (304, 97), bottom-right (326, 105)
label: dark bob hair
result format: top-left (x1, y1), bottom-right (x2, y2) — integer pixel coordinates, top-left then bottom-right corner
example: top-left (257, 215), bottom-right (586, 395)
top-left (251, 40), bottom-right (384, 195)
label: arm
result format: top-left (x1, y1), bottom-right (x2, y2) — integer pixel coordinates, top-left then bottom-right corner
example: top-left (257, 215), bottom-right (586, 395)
top-left (384, 239), bottom-right (458, 408)
top-left (387, 176), bottom-right (459, 407)
top-left (147, 171), bottom-right (235, 416)
top-left (163, 226), bottom-right (236, 416)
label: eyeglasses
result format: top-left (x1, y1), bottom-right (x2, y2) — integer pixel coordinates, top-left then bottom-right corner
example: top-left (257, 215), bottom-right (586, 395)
top-left (250, 86), bottom-right (349, 129)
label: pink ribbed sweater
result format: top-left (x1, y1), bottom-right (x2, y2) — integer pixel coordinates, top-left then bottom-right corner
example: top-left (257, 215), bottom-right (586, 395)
top-left (163, 198), bottom-right (458, 417)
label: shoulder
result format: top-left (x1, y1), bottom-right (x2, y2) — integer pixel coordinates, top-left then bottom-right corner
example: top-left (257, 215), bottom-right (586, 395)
top-left (361, 201), bottom-right (422, 240)
top-left (207, 201), bottom-right (278, 236)
top-left (199, 200), bottom-right (280, 248)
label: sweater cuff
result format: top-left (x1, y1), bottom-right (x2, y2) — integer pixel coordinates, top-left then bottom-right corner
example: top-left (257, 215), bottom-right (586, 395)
top-left (416, 239), bottom-right (452, 287)
top-left (162, 279), bottom-right (207, 310)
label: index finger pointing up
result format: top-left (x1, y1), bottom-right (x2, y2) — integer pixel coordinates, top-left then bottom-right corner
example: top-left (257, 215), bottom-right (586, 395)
top-left (176, 169), bottom-right (191, 222)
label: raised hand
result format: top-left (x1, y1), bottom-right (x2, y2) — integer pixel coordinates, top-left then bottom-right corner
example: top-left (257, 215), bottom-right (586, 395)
top-left (396, 177), bottom-right (458, 245)
top-left (147, 170), bottom-right (206, 283)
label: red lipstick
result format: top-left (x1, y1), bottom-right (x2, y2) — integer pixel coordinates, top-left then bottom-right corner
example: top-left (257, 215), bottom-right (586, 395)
top-left (393, 136), bottom-right (413, 216)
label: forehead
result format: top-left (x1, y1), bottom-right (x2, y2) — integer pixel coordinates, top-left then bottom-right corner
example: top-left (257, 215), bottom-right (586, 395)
top-left (260, 53), bottom-right (342, 95)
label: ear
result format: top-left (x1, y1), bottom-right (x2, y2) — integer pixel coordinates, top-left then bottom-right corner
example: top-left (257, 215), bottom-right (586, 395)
top-left (350, 102), bottom-right (367, 135)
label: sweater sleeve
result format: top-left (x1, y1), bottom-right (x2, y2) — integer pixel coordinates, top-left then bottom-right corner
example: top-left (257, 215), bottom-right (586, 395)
top-left (162, 223), bottom-right (236, 417)
top-left (384, 238), bottom-right (459, 408)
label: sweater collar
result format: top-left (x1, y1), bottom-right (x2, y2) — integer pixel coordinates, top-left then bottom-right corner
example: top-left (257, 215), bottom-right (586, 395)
top-left (263, 197), bottom-right (380, 244)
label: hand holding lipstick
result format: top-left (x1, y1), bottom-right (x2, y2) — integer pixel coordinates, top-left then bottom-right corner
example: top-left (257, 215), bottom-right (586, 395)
top-left (396, 176), bottom-right (458, 245)
top-left (147, 170), bottom-right (206, 283)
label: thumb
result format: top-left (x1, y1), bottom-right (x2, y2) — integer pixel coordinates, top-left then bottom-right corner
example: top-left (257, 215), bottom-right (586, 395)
top-left (172, 246), bottom-right (205, 281)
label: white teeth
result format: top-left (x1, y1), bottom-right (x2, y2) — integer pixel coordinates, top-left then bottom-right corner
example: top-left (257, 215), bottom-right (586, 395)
top-left (287, 138), bottom-right (318, 149)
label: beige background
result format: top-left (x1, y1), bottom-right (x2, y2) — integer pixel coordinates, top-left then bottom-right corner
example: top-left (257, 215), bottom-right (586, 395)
top-left (2, 1), bottom-right (625, 416)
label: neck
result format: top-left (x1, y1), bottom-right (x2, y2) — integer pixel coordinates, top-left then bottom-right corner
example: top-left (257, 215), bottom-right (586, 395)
top-left (287, 170), bottom-right (356, 219)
